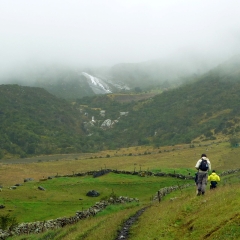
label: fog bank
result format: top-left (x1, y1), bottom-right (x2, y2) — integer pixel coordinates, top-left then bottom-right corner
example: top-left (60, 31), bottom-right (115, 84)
top-left (0, 0), bottom-right (240, 77)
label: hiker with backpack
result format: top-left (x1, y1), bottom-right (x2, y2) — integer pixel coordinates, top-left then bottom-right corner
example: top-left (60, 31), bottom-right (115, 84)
top-left (208, 170), bottom-right (220, 189)
top-left (195, 153), bottom-right (211, 196)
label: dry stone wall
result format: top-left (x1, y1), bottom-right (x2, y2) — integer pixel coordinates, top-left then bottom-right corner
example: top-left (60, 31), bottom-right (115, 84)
top-left (58, 168), bottom-right (195, 180)
top-left (1, 168), bottom-right (239, 239)
top-left (0, 196), bottom-right (139, 239)
top-left (219, 168), bottom-right (240, 176)
top-left (154, 183), bottom-right (193, 202)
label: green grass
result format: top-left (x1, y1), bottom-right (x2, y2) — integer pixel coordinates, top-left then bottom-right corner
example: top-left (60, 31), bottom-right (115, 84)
top-left (151, 167), bottom-right (194, 175)
top-left (0, 172), bottom-right (193, 223)
top-left (130, 175), bottom-right (240, 240)
top-left (8, 204), bottom-right (143, 240)
top-left (1, 141), bottom-right (240, 239)
top-left (8, 174), bottom-right (240, 240)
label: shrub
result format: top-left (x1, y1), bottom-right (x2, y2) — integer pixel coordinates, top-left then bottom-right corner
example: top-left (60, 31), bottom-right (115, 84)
top-left (101, 191), bottom-right (118, 201)
top-left (0, 214), bottom-right (18, 230)
top-left (229, 137), bottom-right (240, 147)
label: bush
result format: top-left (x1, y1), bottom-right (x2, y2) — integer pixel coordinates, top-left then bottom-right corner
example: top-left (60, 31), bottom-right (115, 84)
top-left (229, 137), bottom-right (240, 147)
top-left (101, 191), bottom-right (118, 201)
top-left (0, 214), bottom-right (18, 230)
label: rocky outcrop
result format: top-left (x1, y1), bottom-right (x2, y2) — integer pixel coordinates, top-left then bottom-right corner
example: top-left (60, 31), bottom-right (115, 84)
top-left (101, 119), bottom-right (118, 129)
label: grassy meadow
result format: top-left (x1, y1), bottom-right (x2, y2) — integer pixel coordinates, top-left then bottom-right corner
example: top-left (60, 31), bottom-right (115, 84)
top-left (0, 140), bottom-right (240, 239)
top-left (0, 140), bottom-right (236, 186)
top-left (130, 178), bottom-right (240, 240)
top-left (0, 173), bottom-right (186, 223)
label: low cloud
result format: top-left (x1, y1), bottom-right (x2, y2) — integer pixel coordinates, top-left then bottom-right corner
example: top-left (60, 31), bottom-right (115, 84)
top-left (0, 0), bottom-right (240, 79)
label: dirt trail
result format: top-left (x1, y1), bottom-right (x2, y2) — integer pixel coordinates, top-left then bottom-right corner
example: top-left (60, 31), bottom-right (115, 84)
top-left (115, 207), bottom-right (148, 240)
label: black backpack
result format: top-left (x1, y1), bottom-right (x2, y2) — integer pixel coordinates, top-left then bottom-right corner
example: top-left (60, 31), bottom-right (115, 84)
top-left (199, 159), bottom-right (209, 171)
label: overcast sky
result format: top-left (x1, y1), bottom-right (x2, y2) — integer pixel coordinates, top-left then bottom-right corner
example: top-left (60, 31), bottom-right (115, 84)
top-left (1, 0), bottom-right (240, 73)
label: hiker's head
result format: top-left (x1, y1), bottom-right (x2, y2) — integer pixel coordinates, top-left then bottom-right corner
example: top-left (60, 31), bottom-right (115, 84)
top-left (201, 153), bottom-right (207, 157)
top-left (212, 170), bottom-right (216, 173)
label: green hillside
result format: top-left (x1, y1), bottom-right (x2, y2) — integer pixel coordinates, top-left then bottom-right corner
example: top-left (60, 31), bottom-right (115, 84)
top-left (0, 85), bottom-right (91, 158)
top-left (103, 56), bottom-right (240, 147)
top-left (1, 56), bottom-right (240, 159)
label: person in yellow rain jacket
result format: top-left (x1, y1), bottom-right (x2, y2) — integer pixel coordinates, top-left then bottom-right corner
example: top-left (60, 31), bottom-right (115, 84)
top-left (208, 170), bottom-right (220, 189)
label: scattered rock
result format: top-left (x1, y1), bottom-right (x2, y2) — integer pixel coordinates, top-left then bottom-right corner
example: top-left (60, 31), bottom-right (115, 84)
top-left (38, 186), bottom-right (45, 191)
top-left (86, 190), bottom-right (100, 197)
top-left (24, 178), bottom-right (34, 182)
top-left (115, 207), bottom-right (148, 240)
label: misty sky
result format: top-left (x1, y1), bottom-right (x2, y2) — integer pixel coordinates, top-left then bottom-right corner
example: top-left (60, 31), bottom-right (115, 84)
top-left (1, 0), bottom-right (240, 72)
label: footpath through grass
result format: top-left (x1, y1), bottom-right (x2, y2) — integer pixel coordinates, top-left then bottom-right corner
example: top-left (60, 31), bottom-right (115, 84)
top-left (130, 174), bottom-right (240, 240)
top-left (1, 141), bottom-right (240, 239)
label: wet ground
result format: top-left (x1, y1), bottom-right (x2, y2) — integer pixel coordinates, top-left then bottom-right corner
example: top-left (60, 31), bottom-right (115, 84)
top-left (115, 207), bottom-right (148, 240)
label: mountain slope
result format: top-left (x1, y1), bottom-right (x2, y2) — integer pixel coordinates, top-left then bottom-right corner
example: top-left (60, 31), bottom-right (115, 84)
top-left (1, 56), bottom-right (240, 158)
top-left (104, 55), bottom-right (214, 89)
top-left (0, 84), bottom-right (90, 158)
top-left (18, 67), bottom-right (96, 99)
top-left (98, 56), bottom-right (240, 147)
top-left (0, 56), bottom-right (212, 100)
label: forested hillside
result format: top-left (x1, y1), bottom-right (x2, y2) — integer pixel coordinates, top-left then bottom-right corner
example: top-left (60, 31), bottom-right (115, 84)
top-left (0, 85), bottom-right (91, 158)
top-left (109, 56), bottom-right (240, 147)
top-left (1, 56), bottom-right (240, 159)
